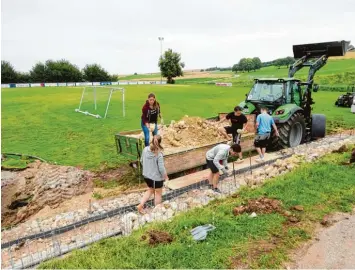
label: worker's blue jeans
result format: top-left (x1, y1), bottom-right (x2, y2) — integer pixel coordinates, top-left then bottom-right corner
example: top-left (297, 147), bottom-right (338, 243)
top-left (141, 121), bottom-right (158, 146)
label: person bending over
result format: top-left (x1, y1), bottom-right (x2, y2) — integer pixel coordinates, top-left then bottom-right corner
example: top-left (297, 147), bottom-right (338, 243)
top-left (206, 143), bottom-right (241, 193)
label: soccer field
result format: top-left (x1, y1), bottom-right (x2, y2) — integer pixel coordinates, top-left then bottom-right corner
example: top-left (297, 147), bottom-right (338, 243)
top-left (1, 84), bottom-right (354, 169)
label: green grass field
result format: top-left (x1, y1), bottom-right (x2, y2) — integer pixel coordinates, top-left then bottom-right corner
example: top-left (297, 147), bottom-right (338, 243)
top-left (39, 151), bottom-right (355, 269)
top-left (1, 84), bottom-right (354, 170)
top-left (239, 59), bottom-right (355, 78)
top-left (118, 73), bottom-right (160, 80)
top-left (215, 59), bottom-right (355, 85)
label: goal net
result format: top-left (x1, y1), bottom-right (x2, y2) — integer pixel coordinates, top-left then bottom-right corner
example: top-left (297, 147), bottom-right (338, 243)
top-left (75, 86), bottom-right (125, 119)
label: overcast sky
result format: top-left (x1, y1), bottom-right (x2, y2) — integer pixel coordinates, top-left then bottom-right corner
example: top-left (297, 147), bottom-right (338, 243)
top-left (1, 0), bottom-right (354, 74)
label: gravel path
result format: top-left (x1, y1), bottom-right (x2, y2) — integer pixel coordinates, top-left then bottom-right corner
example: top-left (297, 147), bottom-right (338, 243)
top-left (293, 212), bottom-right (355, 269)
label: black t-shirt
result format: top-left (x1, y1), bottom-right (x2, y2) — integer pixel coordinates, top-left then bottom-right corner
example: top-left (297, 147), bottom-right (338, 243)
top-left (226, 112), bottom-right (248, 131)
top-left (148, 107), bottom-right (159, 123)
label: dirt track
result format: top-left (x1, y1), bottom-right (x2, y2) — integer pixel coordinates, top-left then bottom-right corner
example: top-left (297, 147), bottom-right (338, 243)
top-left (289, 211), bottom-right (355, 269)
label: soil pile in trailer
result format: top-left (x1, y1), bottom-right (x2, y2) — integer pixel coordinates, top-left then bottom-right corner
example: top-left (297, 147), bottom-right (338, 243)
top-left (129, 116), bottom-right (229, 154)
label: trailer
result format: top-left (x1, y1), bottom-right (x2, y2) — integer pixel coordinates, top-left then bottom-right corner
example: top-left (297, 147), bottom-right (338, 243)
top-left (115, 113), bottom-right (256, 177)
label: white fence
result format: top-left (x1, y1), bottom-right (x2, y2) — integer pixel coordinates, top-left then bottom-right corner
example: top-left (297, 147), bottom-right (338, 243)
top-left (1, 81), bottom-right (167, 88)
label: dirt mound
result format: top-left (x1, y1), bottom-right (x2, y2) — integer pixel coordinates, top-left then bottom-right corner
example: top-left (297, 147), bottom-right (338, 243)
top-left (129, 116), bottom-right (227, 154)
top-left (160, 116), bottom-right (226, 149)
top-left (350, 148), bottom-right (355, 163)
top-left (1, 161), bottom-right (92, 226)
top-left (141, 230), bottom-right (173, 246)
top-left (332, 144), bottom-right (348, 153)
top-left (233, 197), bottom-right (282, 216)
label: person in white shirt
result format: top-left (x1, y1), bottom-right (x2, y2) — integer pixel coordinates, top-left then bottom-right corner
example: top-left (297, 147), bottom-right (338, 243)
top-left (205, 143), bottom-right (241, 193)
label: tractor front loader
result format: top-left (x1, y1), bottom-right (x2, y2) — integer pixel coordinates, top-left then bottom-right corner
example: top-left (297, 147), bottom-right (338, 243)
top-left (239, 40), bottom-right (351, 148)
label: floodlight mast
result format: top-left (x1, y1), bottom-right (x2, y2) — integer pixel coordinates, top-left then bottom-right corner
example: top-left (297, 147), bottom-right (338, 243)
top-left (158, 37), bottom-right (164, 84)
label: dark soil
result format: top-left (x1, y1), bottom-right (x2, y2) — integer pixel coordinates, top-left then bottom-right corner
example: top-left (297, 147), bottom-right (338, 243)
top-left (142, 230), bottom-right (173, 246)
top-left (232, 197), bottom-right (282, 216)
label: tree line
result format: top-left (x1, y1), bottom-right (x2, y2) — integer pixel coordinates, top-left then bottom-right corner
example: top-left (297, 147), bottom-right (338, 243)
top-left (1, 60), bottom-right (117, 84)
top-left (199, 56), bottom-right (296, 73)
top-left (262, 56), bottom-right (295, 69)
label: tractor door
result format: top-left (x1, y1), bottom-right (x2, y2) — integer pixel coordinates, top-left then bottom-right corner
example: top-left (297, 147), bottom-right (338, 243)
top-left (293, 83), bottom-right (302, 106)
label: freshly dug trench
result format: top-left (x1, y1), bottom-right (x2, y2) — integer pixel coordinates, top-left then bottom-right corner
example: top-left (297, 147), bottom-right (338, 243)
top-left (1, 161), bottom-right (91, 227)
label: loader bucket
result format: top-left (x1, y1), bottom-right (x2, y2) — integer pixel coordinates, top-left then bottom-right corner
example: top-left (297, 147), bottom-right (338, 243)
top-left (293, 40), bottom-right (350, 58)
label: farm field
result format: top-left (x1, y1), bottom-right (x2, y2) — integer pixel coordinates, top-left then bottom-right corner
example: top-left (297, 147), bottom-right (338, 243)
top-left (117, 58), bottom-right (355, 84)
top-left (1, 84), bottom-right (355, 170)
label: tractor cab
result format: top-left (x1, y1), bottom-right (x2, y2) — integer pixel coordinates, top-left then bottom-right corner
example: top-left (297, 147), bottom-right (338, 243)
top-left (243, 78), bottom-right (302, 115)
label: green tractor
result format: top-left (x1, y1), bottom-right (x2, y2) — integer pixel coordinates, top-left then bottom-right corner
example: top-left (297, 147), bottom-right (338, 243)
top-left (239, 40), bottom-right (351, 148)
top-left (335, 85), bottom-right (355, 107)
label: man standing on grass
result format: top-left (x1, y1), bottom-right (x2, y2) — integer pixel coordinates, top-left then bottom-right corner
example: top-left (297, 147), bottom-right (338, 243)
top-left (206, 143), bottom-right (241, 193)
top-left (254, 107), bottom-right (279, 162)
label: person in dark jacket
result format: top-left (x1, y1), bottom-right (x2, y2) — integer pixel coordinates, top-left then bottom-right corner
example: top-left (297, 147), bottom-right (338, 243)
top-left (137, 135), bottom-right (169, 214)
top-left (141, 93), bottom-right (162, 146)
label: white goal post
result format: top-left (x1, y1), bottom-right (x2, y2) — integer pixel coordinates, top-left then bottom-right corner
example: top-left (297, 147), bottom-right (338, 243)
top-left (75, 86), bottom-right (125, 119)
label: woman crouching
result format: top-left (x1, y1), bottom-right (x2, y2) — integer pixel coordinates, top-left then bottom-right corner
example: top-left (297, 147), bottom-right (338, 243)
top-left (137, 135), bottom-right (169, 214)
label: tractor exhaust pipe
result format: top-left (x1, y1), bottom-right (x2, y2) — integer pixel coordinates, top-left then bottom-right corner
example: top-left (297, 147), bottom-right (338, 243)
top-left (293, 40), bottom-right (351, 58)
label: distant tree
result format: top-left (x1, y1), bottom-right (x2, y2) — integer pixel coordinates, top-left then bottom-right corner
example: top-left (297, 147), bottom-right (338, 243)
top-left (271, 57), bottom-right (294, 69)
top-left (83, 64), bottom-right (111, 82)
top-left (1, 61), bottom-right (18, 83)
top-left (17, 72), bottom-right (31, 83)
top-left (232, 63), bottom-right (240, 73)
top-left (285, 56), bottom-right (295, 68)
top-left (235, 57), bottom-right (261, 72)
top-left (110, 74), bottom-right (119, 81)
top-left (30, 60), bottom-right (83, 82)
top-left (44, 59), bottom-right (83, 82)
top-left (158, 49), bottom-right (184, 84)
top-left (274, 58), bottom-right (283, 69)
top-left (134, 72), bottom-right (138, 75)
top-left (252, 57), bottom-right (262, 70)
top-left (30, 62), bottom-right (47, 82)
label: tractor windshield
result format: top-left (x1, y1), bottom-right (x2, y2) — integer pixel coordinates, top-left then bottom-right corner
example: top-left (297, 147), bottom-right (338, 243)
top-left (247, 82), bottom-right (285, 102)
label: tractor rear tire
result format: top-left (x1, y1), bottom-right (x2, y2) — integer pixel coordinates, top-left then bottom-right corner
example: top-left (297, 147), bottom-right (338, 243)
top-left (311, 114), bottom-right (326, 139)
top-left (275, 113), bottom-right (306, 149)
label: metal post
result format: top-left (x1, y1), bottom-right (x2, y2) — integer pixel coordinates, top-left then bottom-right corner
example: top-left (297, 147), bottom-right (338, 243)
top-left (158, 37), bottom-right (164, 84)
top-left (94, 87), bottom-right (97, 111)
top-left (122, 89), bottom-right (125, 117)
top-left (78, 87), bottom-right (86, 110)
top-left (104, 89), bottom-right (114, 119)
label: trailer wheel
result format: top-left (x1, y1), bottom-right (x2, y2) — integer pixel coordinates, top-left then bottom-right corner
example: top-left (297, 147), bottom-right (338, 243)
top-left (311, 114), bottom-right (326, 139)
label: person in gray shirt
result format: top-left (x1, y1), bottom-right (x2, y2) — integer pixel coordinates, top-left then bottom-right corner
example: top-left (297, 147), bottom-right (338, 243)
top-left (206, 143), bottom-right (241, 193)
top-left (137, 135), bottom-right (169, 214)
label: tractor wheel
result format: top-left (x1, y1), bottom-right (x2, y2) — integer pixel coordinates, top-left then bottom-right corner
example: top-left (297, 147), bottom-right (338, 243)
top-left (275, 113), bottom-right (306, 149)
top-left (311, 114), bottom-right (326, 139)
